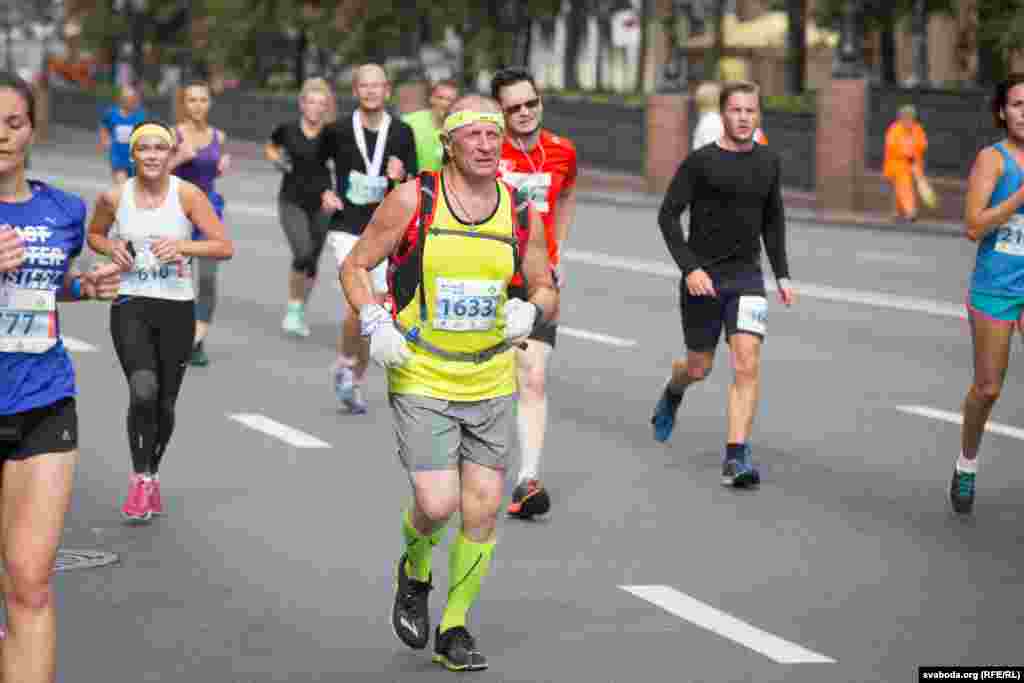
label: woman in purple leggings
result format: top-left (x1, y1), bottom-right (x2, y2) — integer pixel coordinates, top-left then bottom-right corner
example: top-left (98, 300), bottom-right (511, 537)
top-left (172, 80), bottom-right (231, 366)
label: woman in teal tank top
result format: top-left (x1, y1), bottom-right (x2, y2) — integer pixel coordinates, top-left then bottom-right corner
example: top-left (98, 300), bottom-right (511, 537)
top-left (955, 74), bottom-right (1024, 515)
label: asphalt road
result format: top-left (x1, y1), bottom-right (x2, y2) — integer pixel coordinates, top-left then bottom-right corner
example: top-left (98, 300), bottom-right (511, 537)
top-left (18, 133), bottom-right (1024, 683)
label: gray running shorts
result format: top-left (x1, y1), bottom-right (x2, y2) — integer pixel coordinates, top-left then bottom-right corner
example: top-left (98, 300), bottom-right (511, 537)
top-left (390, 393), bottom-right (515, 473)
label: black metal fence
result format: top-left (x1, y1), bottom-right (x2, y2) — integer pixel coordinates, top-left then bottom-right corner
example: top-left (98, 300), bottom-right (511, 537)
top-left (761, 110), bottom-right (816, 191)
top-left (867, 86), bottom-right (1001, 179)
top-left (49, 86), bottom-right (648, 174)
top-left (541, 96), bottom-right (647, 176)
top-left (50, 85), bottom-right (174, 129)
top-left (209, 90), bottom-right (358, 141)
top-left (49, 85), bottom-right (820, 187)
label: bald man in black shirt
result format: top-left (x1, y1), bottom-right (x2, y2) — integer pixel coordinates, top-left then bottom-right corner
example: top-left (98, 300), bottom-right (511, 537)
top-left (652, 81), bottom-right (795, 488)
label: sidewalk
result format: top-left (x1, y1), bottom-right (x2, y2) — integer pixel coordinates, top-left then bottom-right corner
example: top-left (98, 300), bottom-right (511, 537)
top-left (39, 124), bottom-right (963, 238)
top-left (572, 165), bottom-right (963, 238)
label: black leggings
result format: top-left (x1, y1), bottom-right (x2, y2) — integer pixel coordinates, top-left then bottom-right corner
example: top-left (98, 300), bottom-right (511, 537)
top-left (110, 297), bottom-right (194, 475)
top-left (278, 199), bottom-right (330, 278)
top-left (193, 256), bottom-right (219, 324)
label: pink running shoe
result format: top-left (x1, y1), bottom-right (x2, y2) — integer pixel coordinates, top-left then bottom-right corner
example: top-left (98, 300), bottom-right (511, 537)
top-left (121, 474), bottom-right (153, 522)
top-left (149, 476), bottom-right (163, 516)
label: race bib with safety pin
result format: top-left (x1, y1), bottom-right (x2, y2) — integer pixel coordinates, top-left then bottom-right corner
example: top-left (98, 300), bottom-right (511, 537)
top-left (346, 171), bottom-right (388, 206)
top-left (0, 286), bottom-right (58, 353)
top-left (995, 214), bottom-right (1024, 256)
top-left (433, 279), bottom-right (502, 332)
top-left (119, 240), bottom-right (192, 299)
top-left (736, 295), bottom-right (767, 336)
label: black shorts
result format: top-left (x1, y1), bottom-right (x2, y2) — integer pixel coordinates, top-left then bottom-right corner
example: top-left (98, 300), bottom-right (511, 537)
top-left (680, 275), bottom-right (767, 352)
top-left (0, 397), bottom-right (78, 462)
top-left (529, 320), bottom-right (557, 347)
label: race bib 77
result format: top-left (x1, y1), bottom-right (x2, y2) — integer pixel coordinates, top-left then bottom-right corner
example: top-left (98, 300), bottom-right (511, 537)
top-left (0, 287), bottom-right (58, 353)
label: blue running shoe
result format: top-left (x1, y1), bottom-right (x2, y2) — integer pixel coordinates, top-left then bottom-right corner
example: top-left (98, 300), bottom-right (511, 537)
top-left (651, 384), bottom-right (683, 443)
top-left (950, 467), bottom-right (975, 515)
top-left (722, 446), bottom-right (760, 488)
top-left (333, 364), bottom-right (368, 414)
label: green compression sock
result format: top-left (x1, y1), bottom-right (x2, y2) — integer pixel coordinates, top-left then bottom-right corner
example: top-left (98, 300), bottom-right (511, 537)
top-left (402, 510), bottom-right (446, 582)
top-left (439, 531), bottom-right (495, 634)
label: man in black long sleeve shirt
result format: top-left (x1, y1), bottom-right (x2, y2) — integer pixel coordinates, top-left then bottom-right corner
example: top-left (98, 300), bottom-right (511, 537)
top-left (651, 81), bottom-right (795, 488)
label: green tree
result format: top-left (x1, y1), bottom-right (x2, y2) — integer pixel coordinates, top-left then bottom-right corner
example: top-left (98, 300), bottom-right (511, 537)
top-left (784, 0), bottom-right (807, 93)
top-left (977, 0), bottom-right (1024, 84)
top-left (418, 0), bottom-right (560, 89)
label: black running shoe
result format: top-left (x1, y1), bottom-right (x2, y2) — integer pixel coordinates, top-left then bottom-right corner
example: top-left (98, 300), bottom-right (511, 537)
top-left (507, 479), bottom-right (551, 519)
top-left (392, 554), bottom-right (432, 650)
top-left (949, 467), bottom-right (976, 515)
top-left (721, 447), bottom-right (760, 488)
top-left (433, 626), bottom-right (488, 671)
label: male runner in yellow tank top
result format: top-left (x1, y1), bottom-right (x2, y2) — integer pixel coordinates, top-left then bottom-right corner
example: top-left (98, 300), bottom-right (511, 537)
top-left (341, 95), bottom-right (558, 672)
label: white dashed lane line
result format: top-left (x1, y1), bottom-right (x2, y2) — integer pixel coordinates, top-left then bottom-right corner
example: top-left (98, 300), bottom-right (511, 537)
top-left (896, 405), bottom-right (1024, 441)
top-left (621, 585), bottom-right (836, 664)
top-left (227, 413), bottom-right (331, 449)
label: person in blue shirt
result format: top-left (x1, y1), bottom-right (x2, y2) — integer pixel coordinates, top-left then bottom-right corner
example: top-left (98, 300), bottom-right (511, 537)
top-left (956, 73), bottom-right (1024, 515)
top-left (0, 72), bottom-right (121, 683)
top-left (98, 83), bottom-right (147, 184)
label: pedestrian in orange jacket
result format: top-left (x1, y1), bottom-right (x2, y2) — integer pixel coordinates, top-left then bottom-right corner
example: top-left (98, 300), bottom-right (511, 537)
top-left (883, 104), bottom-right (928, 221)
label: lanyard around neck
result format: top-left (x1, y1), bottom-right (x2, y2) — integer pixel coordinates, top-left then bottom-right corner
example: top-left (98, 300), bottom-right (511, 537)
top-left (353, 110), bottom-right (391, 177)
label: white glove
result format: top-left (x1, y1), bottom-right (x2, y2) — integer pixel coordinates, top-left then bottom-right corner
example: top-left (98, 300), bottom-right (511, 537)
top-left (503, 298), bottom-right (538, 342)
top-left (360, 303), bottom-right (412, 368)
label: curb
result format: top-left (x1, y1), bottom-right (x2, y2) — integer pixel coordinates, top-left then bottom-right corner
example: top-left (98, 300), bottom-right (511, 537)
top-left (574, 189), bottom-right (963, 239)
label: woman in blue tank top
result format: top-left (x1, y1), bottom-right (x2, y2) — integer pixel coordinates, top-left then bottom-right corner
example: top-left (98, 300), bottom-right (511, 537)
top-left (955, 74), bottom-right (1024, 515)
top-left (171, 80), bottom-right (230, 367)
top-left (0, 72), bottom-right (121, 681)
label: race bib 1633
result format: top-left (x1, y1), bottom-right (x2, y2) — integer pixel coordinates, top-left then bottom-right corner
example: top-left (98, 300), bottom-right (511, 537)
top-left (433, 279), bottom-right (502, 332)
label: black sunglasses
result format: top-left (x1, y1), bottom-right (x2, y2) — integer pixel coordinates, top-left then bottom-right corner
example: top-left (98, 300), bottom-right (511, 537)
top-left (504, 98), bottom-right (541, 115)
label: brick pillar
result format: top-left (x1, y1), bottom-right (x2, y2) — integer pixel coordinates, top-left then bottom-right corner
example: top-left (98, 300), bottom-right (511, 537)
top-left (395, 81), bottom-right (427, 115)
top-left (816, 78), bottom-right (868, 213)
top-left (646, 94), bottom-right (689, 195)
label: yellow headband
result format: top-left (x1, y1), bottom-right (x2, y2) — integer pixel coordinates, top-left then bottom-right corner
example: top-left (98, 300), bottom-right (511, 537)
top-left (129, 124), bottom-right (174, 151)
top-left (442, 110), bottom-right (505, 136)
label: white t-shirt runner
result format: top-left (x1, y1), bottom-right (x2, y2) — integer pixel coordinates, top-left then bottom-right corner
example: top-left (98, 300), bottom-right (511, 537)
top-left (114, 177), bottom-right (195, 301)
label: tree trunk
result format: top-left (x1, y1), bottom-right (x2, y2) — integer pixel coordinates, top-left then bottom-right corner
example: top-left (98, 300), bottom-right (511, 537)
top-left (634, 0), bottom-right (650, 94)
top-left (564, 0), bottom-right (586, 90)
top-left (514, 11), bottom-right (533, 68)
top-left (708, 0), bottom-right (726, 81)
top-left (294, 27), bottom-right (307, 88)
top-left (975, 0), bottom-right (1004, 86)
top-left (879, 21), bottom-right (897, 85)
top-left (784, 0), bottom-right (805, 94)
top-left (131, 4), bottom-right (146, 86)
top-left (908, 0), bottom-right (928, 86)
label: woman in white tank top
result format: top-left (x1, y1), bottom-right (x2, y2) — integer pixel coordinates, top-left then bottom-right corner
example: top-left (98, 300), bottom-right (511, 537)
top-left (87, 120), bottom-right (233, 523)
